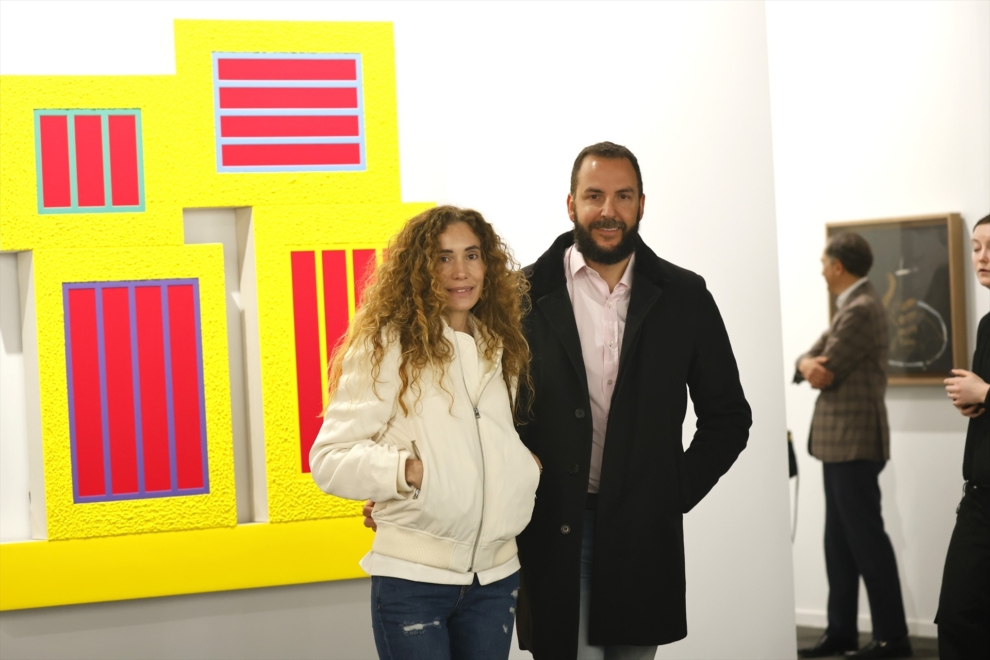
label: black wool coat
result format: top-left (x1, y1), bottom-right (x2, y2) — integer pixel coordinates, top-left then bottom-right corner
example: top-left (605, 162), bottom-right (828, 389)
top-left (515, 231), bottom-right (752, 658)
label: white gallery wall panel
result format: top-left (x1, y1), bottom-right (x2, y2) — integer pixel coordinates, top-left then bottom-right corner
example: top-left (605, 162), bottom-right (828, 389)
top-left (767, 0), bottom-right (990, 638)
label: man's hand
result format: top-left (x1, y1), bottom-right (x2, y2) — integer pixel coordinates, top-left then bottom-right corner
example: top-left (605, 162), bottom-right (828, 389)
top-left (362, 500), bottom-right (377, 531)
top-left (405, 458), bottom-right (423, 490)
top-left (799, 356), bottom-right (835, 389)
top-left (944, 369), bottom-right (990, 408)
top-left (956, 403), bottom-right (986, 419)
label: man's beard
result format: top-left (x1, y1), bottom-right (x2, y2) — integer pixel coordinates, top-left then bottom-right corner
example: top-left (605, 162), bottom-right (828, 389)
top-left (572, 216), bottom-right (640, 265)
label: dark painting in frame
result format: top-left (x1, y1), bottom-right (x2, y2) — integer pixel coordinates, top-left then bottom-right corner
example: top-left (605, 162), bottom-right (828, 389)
top-left (826, 213), bottom-right (967, 386)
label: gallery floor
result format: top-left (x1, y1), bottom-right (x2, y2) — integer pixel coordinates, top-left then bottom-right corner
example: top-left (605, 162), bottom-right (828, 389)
top-left (797, 626), bottom-right (939, 659)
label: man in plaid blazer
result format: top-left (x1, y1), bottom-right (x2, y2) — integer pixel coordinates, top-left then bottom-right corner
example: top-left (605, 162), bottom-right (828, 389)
top-left (796, 233), bottom-right (911, 659)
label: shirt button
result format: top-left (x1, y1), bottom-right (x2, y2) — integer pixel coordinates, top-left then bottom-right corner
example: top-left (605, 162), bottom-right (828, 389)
top-left (560, 524), bottom-right (571, 535)
top-left (568, 464), bottom-right (579, 475)
top-left (607, 379), bottom-right (613, 386)
top-left (575, 408), bottom-right (586, 419)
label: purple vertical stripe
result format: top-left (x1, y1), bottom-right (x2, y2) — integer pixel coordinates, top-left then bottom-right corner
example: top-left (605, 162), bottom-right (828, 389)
top-left (64, 285), bottom-right (81, 501)
top-left (93, 287), bottom-right (113, 497)
top-left (128, 286), bottom-right (146, 494)
top-left (160, 284), bottom-right (179, 492)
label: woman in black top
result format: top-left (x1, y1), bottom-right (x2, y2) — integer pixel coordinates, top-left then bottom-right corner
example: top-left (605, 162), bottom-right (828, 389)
top-left (939, 213), bottom-right (990, 660)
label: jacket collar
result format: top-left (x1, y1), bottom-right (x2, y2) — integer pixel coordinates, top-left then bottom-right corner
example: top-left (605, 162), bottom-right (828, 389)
top-left (836, 276), bottom-right (870, 309)
top-left (527, 230), bottom-right (669, 396)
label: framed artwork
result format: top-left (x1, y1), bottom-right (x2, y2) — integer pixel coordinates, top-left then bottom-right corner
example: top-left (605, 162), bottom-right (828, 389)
top-left (827, 213), bottom-right (967, 386)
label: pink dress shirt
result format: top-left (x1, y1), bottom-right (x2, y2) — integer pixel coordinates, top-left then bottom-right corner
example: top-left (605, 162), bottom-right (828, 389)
top-left (564, 245), bottom-right (635, 493)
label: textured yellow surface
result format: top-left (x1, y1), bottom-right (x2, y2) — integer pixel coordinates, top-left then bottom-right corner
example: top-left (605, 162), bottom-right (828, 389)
top-left (0, 517), bottom-right (373, 610)
top-left (0, 20), bottom-right (405, 251)
top-left (34, 245), bottom-right (236, 540)
top-left (0, 18), bottom-right (431, 606)
top-left (0, 75), bottom-right (182, 250)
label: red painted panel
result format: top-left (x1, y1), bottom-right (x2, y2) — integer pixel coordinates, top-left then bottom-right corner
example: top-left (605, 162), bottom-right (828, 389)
top-left (108, 115), bottom-right (140, 207)
top-left (39, 115), bottom-right (71, 208)
top-left (74, 115), bottom-right (105, 207)
top-left (135, 286), bottom-right (171, 492)
top-left (219, 115), bottom-right (359, 138)
top-left (218, 87), bottom-right (358, 109)
top-left (167, 285), bottom-right (204, 490)
top-left (222, 143), bottom-right (361, 167)
top-left (291, 252), bottom-right (323, 472)
top-left (352, 249), bottom-right (377, 308)
top-left (322, 250), bottom-right (349, 358)
top-left (68, 288), bottom-right (105, 497)
top-left (102, 287), bottom-right (139, 494)
top-left (217, 58), bottom-right (356, 81)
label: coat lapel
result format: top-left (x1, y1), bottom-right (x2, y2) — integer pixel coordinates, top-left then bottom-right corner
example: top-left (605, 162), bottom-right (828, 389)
top-left (537, 286), bottom-right (589, 395)
top-left (618, 275), bottom-right (662, 377)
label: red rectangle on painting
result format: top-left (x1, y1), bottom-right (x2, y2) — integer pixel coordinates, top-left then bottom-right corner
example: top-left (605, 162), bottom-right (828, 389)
top-left (352, 250), bottom-right (377, 308)
top-left (135, 286), bottom-right (171, 492)
top-left (101, 287), bottom-right (139, 495)
top-left (39, 115), bottom-right (72, 208)
top-left (322, 250), bottom-right (349, 358)
top-left (167, 285), bottom-right (204, 490)
top-left (222, 143), bottom-right (361, 167)
top-left (74, 115), bottom-right (106, 207)
top-left (68, 288), bottom-right (106, 497)
top-left (108, 115), bottom-right (140, 207)
top-left (217, 58), bottom-right (356, 81)
top-left (291, 252), bottom-right (324, 472)
top-left (218, 87), bottom-right (358, 109)
top-left (219, 115), bottom-right (359, 138)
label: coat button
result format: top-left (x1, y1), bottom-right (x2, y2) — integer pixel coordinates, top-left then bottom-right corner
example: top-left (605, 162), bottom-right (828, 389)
top-left (560, 524), bottom-right (571, 534)
top-left (575, 408), bottom-right (586, 419)
top-left (568, 464), bottom-right (579, 475)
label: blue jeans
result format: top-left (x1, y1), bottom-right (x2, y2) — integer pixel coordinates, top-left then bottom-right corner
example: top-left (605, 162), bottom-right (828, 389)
top-left (578, 510), bottom-right (658, 660)
top-left (371, 572), bottom-right (519, 660)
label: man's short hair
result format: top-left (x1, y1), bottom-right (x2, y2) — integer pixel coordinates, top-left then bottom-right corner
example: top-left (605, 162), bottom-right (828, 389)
top-left (570, 142), bottom-right (644, 198)
top-left (975, 214), bottom-right (990, 229)
top-left (825, 232), bottom-right (873, 277)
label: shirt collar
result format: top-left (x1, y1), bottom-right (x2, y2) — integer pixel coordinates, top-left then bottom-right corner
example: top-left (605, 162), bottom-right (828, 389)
top-left (567, 244), bottom-right (636, 290)
top-left (836, 276), bottom-right (869, 309)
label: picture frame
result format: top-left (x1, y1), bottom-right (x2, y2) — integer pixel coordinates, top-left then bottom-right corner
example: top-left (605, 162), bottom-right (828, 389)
top-left (826, 213), bottom-right (967, 386)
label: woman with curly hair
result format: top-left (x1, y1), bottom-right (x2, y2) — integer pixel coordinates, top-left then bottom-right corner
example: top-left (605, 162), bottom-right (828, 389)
top-left (310, 206), bottom-right (541, 660)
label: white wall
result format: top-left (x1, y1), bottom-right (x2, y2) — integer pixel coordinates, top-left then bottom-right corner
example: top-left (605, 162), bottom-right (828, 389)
top-left (766, 0), bottom-right (990, 638)
top-left (0, 1), bottom-right (795, 658)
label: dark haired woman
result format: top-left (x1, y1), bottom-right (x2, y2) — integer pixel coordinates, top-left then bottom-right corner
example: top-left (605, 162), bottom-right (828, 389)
top-left (310, 206), bottom-right (540, 660)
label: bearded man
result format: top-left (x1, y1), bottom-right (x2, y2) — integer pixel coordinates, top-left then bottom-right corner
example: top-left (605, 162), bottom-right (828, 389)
top-left (514, 142), bottom-right (752, 659)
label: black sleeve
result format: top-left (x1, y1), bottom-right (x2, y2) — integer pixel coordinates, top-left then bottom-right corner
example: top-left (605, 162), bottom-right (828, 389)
top-left (680, 286), bottom-right (753, 512)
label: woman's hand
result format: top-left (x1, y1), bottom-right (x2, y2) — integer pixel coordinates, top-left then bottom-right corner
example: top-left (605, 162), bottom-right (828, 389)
top-left (362, 500), bottom-right (377, 531)
top-left (945, 369), bottom-right (990, 408)
top-left (405, 458), bottom-right (423, 490)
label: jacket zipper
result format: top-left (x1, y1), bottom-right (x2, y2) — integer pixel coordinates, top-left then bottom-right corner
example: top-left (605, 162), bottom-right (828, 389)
top-left (452, 329), bottom-right (497, 572)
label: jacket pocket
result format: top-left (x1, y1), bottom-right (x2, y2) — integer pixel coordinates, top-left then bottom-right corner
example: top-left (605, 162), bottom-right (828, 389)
top-left (411, 440), bottom-right (425, 500)
top-left (488, 440), bottom-right (540, 542)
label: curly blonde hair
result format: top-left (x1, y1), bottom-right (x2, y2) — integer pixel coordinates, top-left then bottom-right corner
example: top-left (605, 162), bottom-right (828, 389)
top-left (326, 206), bottom-right (532, 419)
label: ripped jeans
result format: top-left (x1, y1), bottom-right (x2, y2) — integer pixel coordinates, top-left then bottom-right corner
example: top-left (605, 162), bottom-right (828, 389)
top-left (371, 572), bottom-right (519, 660)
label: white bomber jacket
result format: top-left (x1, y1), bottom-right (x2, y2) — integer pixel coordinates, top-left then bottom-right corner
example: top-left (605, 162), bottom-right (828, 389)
top-left (309, 320), bottom-right (540, 575)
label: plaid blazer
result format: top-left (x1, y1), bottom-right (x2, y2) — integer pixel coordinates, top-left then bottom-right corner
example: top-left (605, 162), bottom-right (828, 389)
top-left (795, 281), bottom-right (890, 462)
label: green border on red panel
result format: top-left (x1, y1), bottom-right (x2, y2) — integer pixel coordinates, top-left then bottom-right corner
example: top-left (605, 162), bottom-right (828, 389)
top-left (34, 109), bottom-right (147, 215)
